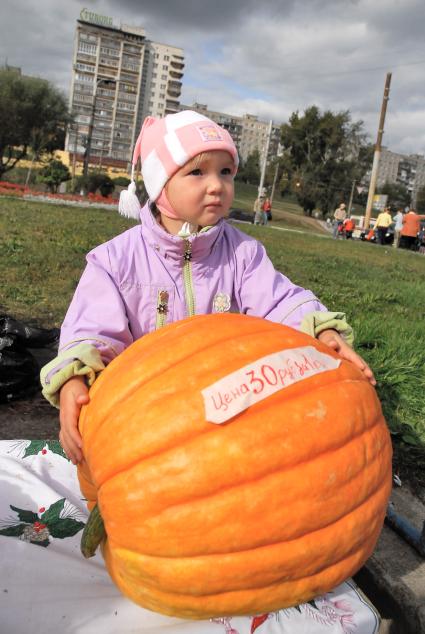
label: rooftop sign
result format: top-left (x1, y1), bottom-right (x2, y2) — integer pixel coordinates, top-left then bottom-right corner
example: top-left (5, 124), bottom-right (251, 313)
top-left (79, 8), bottom-right (113, 27)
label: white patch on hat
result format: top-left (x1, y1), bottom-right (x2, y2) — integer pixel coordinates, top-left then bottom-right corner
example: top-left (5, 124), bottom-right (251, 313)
top-left (165, 110), bottom-right (208, 131)
top-left (142, 148), bottom-right (168, 201)
top-left (164, 129), bottom-right (189, 167)
top-left (196, 124), bottom-right (224, 143)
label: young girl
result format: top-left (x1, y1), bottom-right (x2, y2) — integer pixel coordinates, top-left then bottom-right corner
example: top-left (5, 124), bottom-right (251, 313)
top-left (41, 110), bottom-right (375, 464)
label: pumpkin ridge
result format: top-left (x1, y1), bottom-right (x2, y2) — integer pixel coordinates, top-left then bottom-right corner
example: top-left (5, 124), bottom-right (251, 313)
top-left (106, 484), bottom-right (387, 593)
top-left (101, 418), bottom-right (390, 552)
top-left (98, 390), bottom-right (384, 513)
top-left (89, 373), bottom-right (371, 488)
top-left (81, 324), bottom-right (278, 441)
top-left (105, 469), bottom-right (389, 565)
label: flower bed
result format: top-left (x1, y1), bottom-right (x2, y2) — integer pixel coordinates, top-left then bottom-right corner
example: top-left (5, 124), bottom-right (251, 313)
top-left (0, 182), bottom-right (116, 205)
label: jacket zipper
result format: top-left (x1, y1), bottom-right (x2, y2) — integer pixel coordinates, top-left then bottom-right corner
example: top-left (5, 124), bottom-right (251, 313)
top-left (183, 239), bottom-right (196, 317)
top-left (155, 290), bottom-right (169, 329)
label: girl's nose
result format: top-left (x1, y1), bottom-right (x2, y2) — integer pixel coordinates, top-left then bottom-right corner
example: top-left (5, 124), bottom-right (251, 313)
top-left (207, 173), bottom-right (223, 193)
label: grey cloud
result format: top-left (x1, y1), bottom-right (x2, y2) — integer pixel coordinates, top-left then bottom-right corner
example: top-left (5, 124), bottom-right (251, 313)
top-left (0, 0), bottom-right (424, 154)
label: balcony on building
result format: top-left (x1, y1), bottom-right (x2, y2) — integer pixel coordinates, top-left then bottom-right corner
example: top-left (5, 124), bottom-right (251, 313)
top-left (167, 80), bottom-right (182, 99)
top-left (167, 89), bottom-right (181, 99)
top-left (165, 99), bottom-right (180, 114)
top-left (170, 70), bottom-right (183, 80)
top-left (170, 58), bottom-right (185, 70)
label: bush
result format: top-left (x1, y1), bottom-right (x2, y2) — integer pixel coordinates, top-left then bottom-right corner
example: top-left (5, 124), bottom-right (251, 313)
top-left (113, 176), bottom-right (131, 188)
top-left (38, 159), bottom-right (71, 193)
top-left (73, 172), bottom-right (115, 197)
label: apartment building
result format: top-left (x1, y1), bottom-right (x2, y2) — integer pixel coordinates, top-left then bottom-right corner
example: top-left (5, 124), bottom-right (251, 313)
top-left (377, 147), bottom-right (425, 207)
top-left (66, 9), bottom-right (184, 168)
top-left (181, 103), bottom-right (281, 164)
top-left (239, 114), bottom-right (281, 164)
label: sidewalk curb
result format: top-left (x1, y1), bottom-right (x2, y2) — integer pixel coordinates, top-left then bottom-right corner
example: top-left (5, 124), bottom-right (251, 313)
top-left (356, 488), bottom-right (425, 633)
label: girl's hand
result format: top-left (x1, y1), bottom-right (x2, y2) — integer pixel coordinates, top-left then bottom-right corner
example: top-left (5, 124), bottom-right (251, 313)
top-left (59, 376), bottom-right (90, 464)
top-left (317, 329), bottom-right (376, 386)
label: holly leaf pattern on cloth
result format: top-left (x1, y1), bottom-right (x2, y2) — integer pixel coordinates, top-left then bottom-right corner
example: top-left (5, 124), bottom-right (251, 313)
top-left (0, 524), bottom-right (27, 537)
top-left (251, 614), bottom-right (269, 632)
top-left (0, 498), bottom-right (85, 547)
top-left (22, 440), bottom-right (46, 457)
top-left (307, 599), bottom-right (320, 611)
top-left (48, 517), bottom-right (85, 539)
top-left (21, 439), bottom-right (69, 460)
top-left (46, 440), bottom-right (68, 460)
top-left (9, 505), bottom-right (39, 524)
top-left (40, 498), bottom-right (65, 524)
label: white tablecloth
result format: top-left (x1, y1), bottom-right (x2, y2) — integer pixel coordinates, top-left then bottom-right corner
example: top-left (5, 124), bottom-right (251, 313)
top-left (0, 439), bottom-right (381, 634)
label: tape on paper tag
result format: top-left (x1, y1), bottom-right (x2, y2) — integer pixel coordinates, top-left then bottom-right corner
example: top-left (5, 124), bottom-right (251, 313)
top-left (201, 346), bottom-right (340, 424)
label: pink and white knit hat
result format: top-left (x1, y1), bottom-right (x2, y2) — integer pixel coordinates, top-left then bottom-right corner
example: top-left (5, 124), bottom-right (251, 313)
top-left (119, 110), bottom-right (239, 219)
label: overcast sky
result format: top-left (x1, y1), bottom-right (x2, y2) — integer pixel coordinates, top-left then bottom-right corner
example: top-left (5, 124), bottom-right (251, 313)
top-left (1, 0), bottom-right (424, 155)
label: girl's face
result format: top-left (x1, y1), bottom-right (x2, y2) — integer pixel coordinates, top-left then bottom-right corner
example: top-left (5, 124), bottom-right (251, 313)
top-left (164, 150), bottom-right (235, 230)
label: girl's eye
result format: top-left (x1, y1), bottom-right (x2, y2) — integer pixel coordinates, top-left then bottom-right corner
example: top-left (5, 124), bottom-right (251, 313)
top-left (189, 168), bottom-right (202, 176)
top-left (221, 168), bottom-right (232, 175)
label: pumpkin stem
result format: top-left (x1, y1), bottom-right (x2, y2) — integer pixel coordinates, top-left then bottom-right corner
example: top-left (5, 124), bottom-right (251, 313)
top-left (81, 503), bottom-right (106, 558)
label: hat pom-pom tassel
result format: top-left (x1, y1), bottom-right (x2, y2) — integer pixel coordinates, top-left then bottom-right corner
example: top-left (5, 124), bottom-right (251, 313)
top-left (118, 180), bottom-right (141, 219)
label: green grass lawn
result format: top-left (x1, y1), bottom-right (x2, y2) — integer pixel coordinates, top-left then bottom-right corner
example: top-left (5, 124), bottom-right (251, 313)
top-left (234, 181), bottom-right (306, 216)
top-left (1, 197), bottom-right (425, 492)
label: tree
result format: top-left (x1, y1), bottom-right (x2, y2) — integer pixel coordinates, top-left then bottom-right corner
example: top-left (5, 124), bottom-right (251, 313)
top-left (280, 106), bottom-right (372, 216)
top-left (378, 181), bottom-right (411, 210)
top-left (416, 185), bottom-right (425, 213)
top-left (73, 171), bottom-right (115, 197)
top-left (0, 68), bottom-right (69, 179)
top-left (38, 159), bottom-right (71, 193)
top-left (236, 150), bottom-right (261, 185)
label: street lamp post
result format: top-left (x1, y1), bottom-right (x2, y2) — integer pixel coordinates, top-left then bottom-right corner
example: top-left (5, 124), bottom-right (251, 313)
top-left (82, 78), bottom-right (116, 179)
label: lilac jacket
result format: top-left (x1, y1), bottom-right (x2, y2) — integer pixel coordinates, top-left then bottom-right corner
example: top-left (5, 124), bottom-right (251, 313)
top-left (59, 202), bottom-right (326, 365)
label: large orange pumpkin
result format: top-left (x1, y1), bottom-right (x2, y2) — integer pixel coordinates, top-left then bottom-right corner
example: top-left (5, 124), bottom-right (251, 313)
top-left (77, 313), bottom-right (392, 619)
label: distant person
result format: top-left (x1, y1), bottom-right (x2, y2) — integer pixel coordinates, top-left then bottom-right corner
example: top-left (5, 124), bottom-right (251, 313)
top-left (262, 197), bottom-right (272, 224)
top-left (392, 208), bottom-right (404, 248)
top-left (400, 209), bottom-right (425, 250)
top-left (374, 207), bottom-right (392, 245)
top-left (253, 195), bottom-right (265, 225)
top-left (342, 216), bottom-right (355, 239)
top-left (333, 203), bottom-right (346, 239)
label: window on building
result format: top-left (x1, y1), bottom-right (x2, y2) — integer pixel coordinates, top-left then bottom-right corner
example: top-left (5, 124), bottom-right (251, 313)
top-left (162, 65), bottom-right (168, 70)
top-left (159, 93), bottom-right (165, 99)
top-left (161, 74), bottom-right (167, 80)
top-left (75, 73), bottom-right (94, 83)
top-left (78, 42), bottom-right (97, 55)
top-left (164, 55), bottom-right (170, 61)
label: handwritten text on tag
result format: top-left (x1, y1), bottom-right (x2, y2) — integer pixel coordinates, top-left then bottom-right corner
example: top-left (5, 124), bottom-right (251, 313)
top-left (201, 346), bottom-right (340, 424)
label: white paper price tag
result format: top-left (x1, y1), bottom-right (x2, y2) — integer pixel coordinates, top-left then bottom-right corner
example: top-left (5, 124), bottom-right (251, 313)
top-left (201, 346), bottom-right (340, 424)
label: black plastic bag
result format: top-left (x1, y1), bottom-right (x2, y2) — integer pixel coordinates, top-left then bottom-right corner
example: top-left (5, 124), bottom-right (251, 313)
top-left (0, 316), bottom-right (60, 403)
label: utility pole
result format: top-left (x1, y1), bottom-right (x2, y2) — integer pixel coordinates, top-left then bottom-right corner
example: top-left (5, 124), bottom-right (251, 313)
top-left (258, 120), bottom-right (273, 197)
top-left (270, 163), bottom-right (279, 205)
top-left (364, 72), bottom-right (392, 229)
top-left (347, 180), bottom-right (356, 215)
